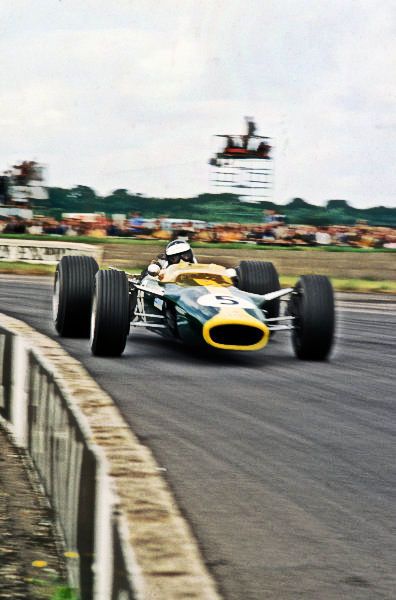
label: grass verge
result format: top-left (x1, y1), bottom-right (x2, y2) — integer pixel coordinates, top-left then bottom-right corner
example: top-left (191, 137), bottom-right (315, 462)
top-left (26, 573), bottom-right (78, 600)
top-left (280, 276), bottom-right (396, 294)
top-left (51, 586), bottom-right (78, 600)
top-left (0, 261), bottom-right (56, 275)
top-left (0, 261), bottom-right (394, 293)
top-left (0, 233), bottom-right (394, 252)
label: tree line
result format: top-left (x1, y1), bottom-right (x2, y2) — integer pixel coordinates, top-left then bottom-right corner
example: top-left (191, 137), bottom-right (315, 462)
top-left (41, 187), bottom-right (396, 227)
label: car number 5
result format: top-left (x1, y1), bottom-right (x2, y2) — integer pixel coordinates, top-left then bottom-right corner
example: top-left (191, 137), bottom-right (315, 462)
top-left (197, 293), bottom-right (254, 309)
top-left (214, 295), bottom-right (239, 306)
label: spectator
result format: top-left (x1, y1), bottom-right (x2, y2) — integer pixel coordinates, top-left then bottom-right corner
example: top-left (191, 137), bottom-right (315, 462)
top-left (127, 212), bottom-right (145, 235)
top-left (315, 227), bottom-right (331, 245)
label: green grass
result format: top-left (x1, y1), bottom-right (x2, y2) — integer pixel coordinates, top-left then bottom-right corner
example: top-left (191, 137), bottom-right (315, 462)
top-left (0, 233), bottom-right (160, 246)
top-left (0, 261), bottom-right (56, 275)
top-left (27, 574), bottom-right (78, 600)
top-left (51, 586), bottom-right (79, 600)
top-left (0, 259), bottom-right (394, 294)
top-left (191, 242), bottom-right (395, 252)
top-left (0, 233), bottom-right (394, 252)
top-left (280, 276), bottom-right (396, 294)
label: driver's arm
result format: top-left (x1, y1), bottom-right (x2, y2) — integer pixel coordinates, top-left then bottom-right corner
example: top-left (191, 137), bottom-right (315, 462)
top-left (141, 254), bottom-right (167, 278)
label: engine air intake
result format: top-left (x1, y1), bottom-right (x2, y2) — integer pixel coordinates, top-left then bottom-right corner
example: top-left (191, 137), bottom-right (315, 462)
top-left (210, 324), bottom-right (264, 347)
top-left (203, 316), bottom-right (270, 351)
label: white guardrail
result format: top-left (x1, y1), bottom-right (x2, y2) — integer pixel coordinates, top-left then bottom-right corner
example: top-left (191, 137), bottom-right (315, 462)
top-left (0, 314), bottom-right (220, 600)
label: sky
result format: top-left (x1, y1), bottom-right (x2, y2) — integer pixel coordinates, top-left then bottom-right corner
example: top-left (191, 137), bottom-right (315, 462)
top-left (1, 0), bottom-right (395, 207)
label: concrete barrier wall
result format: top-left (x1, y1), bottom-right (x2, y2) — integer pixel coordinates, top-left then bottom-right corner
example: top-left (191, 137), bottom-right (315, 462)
top-left (0, 239), bottom-right (102, 264)
top-left (0, 326), bottom-right (125, 598)
top-left (27, 354), bottom-right (96, 597)
top-left (0, 314), bottom-right (220, 600)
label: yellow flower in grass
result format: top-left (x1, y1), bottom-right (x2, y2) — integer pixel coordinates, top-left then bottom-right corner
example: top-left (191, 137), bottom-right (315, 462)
top-left (32, 560), bottom-right (48, 568)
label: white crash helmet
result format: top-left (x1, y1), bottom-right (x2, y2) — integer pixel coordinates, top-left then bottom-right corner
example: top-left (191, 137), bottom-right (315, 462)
top-left (165, 239), bottom-right (196, 265)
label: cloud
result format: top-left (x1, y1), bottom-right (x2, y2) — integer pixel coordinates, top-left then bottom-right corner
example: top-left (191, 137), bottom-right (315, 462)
top-left (0, 1), bottom-right (395, 206)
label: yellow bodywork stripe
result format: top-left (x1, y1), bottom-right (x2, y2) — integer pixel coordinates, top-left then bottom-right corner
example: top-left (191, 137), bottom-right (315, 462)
top-left (193, 278), bottom-right (224, 287)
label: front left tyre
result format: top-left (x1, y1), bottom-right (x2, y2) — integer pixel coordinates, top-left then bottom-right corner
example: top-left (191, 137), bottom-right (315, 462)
top-left (90, 269), bottom-right (130, 356)
top-left (53, 255), bottom-right (99, 337)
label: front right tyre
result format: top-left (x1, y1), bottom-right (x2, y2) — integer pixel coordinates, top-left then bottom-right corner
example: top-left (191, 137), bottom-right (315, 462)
top-left (235, 260), bottom-right (281, 319)
top-left (90, 269), bottom-right (130, 356)
top-left (288, 275), bottom-right (335, 360)
top-left (53, 255), bottom-right (99, 337)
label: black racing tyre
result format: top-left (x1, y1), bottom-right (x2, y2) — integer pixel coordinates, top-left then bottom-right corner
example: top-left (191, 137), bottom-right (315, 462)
top-left (53, 255), bottom-right (99, 337)
top-left (289, 275), bottom-right (335, 360)
top-left (90, 269), bottom-right (130, 357)
top-left (236, 260), bottom-right (281, 319)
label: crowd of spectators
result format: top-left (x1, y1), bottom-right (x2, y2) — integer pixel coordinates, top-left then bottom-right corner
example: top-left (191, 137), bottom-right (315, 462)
top-left (0, 213), bottom-right (395, 249)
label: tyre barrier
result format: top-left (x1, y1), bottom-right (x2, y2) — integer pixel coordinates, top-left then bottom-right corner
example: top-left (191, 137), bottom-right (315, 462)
top-left (0, 314), bottom-right (220, 600)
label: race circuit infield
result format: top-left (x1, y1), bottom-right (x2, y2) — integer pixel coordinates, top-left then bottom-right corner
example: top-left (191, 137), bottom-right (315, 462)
top-left (1, 275), bottom-right (395, 600)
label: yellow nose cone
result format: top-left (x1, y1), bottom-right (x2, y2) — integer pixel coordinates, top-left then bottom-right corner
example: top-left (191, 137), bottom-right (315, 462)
top-left (203, 313), bottom-right (270, 351)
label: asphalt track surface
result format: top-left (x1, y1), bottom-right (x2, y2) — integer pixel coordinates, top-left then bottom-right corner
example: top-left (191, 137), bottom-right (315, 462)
top-left (1, 275), bottom-right (395, 600)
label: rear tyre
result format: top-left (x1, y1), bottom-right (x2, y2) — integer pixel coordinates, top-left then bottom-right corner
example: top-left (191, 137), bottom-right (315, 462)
top-left (90, 270), bottom-right (130, 357)
top-left (236, 260), bottom-right (281, 319)
top-left (288, 275), bottom-right (335, 360)
top-left (53, 255), bottom-right (99, 337)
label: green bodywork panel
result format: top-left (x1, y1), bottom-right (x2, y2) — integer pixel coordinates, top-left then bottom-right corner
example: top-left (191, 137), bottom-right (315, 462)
top-left (137, 277), bottom-right (268, 346)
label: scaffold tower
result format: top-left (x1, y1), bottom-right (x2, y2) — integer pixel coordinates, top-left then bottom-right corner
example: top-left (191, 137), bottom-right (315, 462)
top-left (209, 117), bottom-right (273, 202)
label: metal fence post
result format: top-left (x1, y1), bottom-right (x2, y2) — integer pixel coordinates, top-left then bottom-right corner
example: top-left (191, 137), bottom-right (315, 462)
top-left (10, 335), bottom-right (28, 447)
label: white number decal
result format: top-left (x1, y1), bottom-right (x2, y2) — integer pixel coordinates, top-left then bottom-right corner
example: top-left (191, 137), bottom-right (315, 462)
top-left (214, 295), bottom-right (239, 306)
top-left (197, 293), bottom-right (254, 309)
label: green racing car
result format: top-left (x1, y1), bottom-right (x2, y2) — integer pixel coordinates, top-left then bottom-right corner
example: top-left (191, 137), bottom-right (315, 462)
top-left (53, 255), bottom-right (335, 360)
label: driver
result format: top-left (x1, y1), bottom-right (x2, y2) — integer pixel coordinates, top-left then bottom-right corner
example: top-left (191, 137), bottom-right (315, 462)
top-left (163, 239), bottom-right (197, 265)
top-left (143, 239), bottom-right (197, 277)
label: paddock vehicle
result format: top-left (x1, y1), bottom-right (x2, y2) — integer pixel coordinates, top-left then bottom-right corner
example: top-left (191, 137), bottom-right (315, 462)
top-left (53, 256), bottom-right (335, 360)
